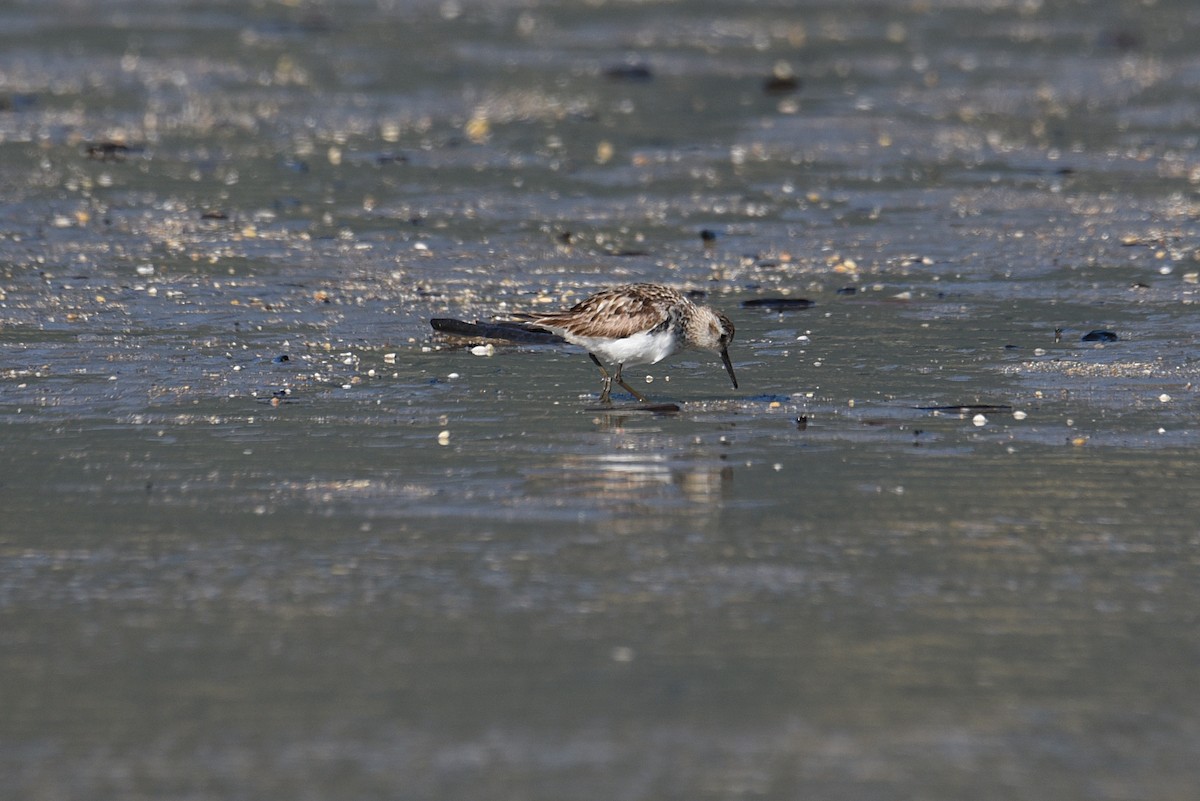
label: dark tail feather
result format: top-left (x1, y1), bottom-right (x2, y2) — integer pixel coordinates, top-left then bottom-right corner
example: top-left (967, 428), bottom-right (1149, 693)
top-left (430, 318), bottom-right (565, 345)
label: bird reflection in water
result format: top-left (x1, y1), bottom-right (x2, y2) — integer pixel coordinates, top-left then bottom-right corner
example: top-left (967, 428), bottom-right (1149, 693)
top-left (527, 451), bottom-right (734, 513)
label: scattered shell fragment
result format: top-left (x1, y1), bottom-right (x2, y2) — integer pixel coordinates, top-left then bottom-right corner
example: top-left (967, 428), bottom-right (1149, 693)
top-left (596, 140), bottom-right (614, 164)
top-left (763, 61), bottom-right (801, 94)
top-left (610, 646), bottom-right (635, 662)
top-left (465, 113), bottom-right (490, 143)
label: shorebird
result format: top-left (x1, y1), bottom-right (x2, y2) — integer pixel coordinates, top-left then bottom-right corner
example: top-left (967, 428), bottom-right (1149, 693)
top-left (513, 283), bottom-right (738, 404)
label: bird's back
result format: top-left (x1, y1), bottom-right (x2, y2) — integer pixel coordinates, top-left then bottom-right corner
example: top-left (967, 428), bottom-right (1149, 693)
top-left (520, 284), bottom-right (687, 342)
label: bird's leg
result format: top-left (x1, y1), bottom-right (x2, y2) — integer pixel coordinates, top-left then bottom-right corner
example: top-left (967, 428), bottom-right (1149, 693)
top-left (589, 353), bottom-right (614, 404)
top-left (612, 363), bottom-right (649, 403)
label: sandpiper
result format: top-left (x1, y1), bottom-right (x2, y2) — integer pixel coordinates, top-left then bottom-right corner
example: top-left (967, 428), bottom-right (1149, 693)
top-left (514, 283), bottom-right (738, 404)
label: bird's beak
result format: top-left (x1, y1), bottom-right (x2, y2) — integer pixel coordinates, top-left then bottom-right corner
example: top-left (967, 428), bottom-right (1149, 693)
top-left (720, 347), bottom-right (738, 389)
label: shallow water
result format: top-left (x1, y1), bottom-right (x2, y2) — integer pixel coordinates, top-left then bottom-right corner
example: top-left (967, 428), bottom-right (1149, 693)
top-left (2, 1), bottom-right (1200, 798)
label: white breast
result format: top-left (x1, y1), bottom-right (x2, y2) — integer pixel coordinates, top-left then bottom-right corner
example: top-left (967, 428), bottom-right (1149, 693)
top-left (570, 328), bottom-right (678, 366)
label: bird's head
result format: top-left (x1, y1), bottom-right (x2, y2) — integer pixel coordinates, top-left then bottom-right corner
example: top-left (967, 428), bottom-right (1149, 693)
top-left (691, 308), bottom-right (738, 389)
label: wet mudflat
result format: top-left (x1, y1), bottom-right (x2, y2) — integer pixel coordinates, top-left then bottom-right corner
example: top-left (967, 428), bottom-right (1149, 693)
top-left (2, 1), bottom-right (1200, 798)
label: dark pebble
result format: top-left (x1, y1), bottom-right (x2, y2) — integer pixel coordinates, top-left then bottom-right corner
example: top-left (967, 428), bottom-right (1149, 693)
top-left (0, 93), bottom-right (37, 112)
top-left (1081, 330), bottom-right (1119, 342)
top-left (699, 229), bottom-right (718, 242)
top-left (273, 354), bottom-right (290, 363)
top-left (85, 142), bottom-right (136, 161)
top-left (763, 75), bottom-right (801, 94)
top-left (741, 298), bottom-right (815, 311)
top-left (604, 64), bottom-right (653, 81)
top-left (1105, 29), bottom-right (1141, 51)
top-left (835, 286), bottom-right (858, 295)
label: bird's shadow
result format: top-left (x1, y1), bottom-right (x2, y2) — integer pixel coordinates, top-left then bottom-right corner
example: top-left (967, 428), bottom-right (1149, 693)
top-left (584, 402), bottom-right (681, 414)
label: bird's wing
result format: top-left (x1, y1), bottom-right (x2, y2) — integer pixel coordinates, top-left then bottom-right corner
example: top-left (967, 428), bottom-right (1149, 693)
top-left (521, 285), bottom-right (680, 339)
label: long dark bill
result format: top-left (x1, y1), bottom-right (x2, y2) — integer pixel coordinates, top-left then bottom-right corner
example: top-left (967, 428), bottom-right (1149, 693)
top-left (720, 347), bottom-right (738, 389)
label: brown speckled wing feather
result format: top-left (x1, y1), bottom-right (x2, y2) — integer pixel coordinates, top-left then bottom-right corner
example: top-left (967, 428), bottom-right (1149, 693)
top-left (518, 284), bottom-right (686, 340)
